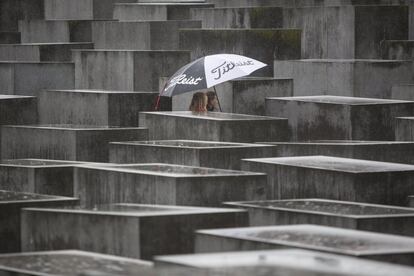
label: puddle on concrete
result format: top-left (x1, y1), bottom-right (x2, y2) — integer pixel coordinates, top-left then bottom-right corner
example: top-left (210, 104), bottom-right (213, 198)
top-left (112, 164), bottom-right (245, 176)
top-left (132, 140), bottom-right (241, 148)
top-left (0, 253), bottom-right (150, 275)
top-left (252, 200), bottom-right (414, 216)
top-left (0, 190), bottom-right (54, 201)
top-left (0, 159), bottom-right (75, 166)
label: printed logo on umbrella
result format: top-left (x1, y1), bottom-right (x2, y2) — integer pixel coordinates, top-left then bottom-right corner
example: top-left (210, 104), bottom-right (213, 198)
top-left (211, 60), bottom-right (255, 80)
top-left (165, 74), bottom-right (204, 91)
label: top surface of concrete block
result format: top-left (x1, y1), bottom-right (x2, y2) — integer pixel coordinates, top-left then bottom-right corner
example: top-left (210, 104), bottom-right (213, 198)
top-left (23, 203), bottom-right (246, 217)
top-left (48, 89), bottom-right (156, 94)
top-left (0, 158), bottom-right (89, 168)
top-left (117, 3), bottom-right (212, 6)
top-left (0, 95), bottom-right (35, 100)
top-left (3, 124), bottom-right (145, 131)
top-left (295, 59), bottom-right (411, 63)
top-left (225, 199), bottom-right (414, 218)
top-left (78, 163), bottom-right (265, 178)
top-left (155, 248), bottom-right (414, 276)
top-left (243, 155), bottom-right (414, 173)
top-left (197, 224), bottom-right (414, 255)
top-left (142, 111), bottom-right (285, 121)
top-left (0, 190), bottom-right (75, 204)
top-left (114, 140), bottom-right (275, 149)
top-left (0, 250), bottom-right (152, 276)
top-left (264, 140), bottom-right (414, 146)
top-left (269, 95), bottom-right (411, 105)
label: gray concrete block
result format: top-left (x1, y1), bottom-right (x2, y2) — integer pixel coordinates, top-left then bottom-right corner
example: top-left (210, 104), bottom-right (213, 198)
top-left (154, 249), bottom-right (414, 276)
top-left (392, 84), bottom-right (414, 100)
top-left (395, 117), bottom-right (414, 141)
top-left (273, 59), bottom-right (414, 98)
top-left (0, 159), bottom-right (93, 196)
top-left (0, 43), bottom-right (93, 62)
top-left (73, 50), bottom-right (190, 91)
top-left (0, 0), bottom-right (44, 32)
top-left (0, 190), bottom-right (77, 253)
top-left (0, 250), bottom-right (152, 275)
top-left (0, 62), bottom-right (74, 96)
top-left (180, 29), bottom-right (301, 77)
top-left (21, 204), bottom-right (248, 259)
top-left (114, 3), bottom-right (214, 21)
top-left (139, 111), bottom-right (289, 142)
top-left (92, 20), bottom-right (201, 50)
top-left (264, 140), bottom-right (414, 165)
top-left (0, 95), bottom-right (37, 125)
top-left (195, 224), bottom-right (414, 266)
top-left (19, 20), bottom-right (97, 43)
top-left (381, 40), bottom-right (414, 60)
top-left (39, 90), bottom-right (159, 127)
top-left (0, 125), bottom-right (148, 162)
top-left (241, 155), bottom-right (414, 206)
top-left (265, 95), bottom-right (414, 141)
top-left (109, 140), bottom-right (278, 170)
top-left (193, 5), bottom-right (408, 59)
top-left (172, 78), bottom-right (293, 115)
top-left (43, 0), bottom-right (136, 20)
top-left (208, 0), bottom-right (414, 7)
top-left (74, 164), bottom-right (267, 207)
top-left (0, 32), bottom-right (20, 44)
top-left (225, 199), bottom-right (414, 237)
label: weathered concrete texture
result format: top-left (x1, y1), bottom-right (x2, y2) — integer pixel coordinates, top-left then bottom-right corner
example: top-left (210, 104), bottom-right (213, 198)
top-left (265, 95), bottom-right (414, 141)
top-left (172, 78), bottom-right (293, 115)
top-left (21, 204), bottom-right (248, 259)
top-left (0, 159), bottom-right (91, 196)
top-left (18, 20), bottom-right (97, 43)
top-left (0, 32), bottom-right (21, 44)
top-left (73, 50), bottom-right (190, 91)
top-left (0, 62), bottom-right (74, 96)
top-left (0, 125), bottom-right (148, 162)
top-left (0, 43), bottom-right (93, 62)
top-left (225, 199), bottom-right (414, 237)
top-left (241, 155), bottom-right (414, 206)
top-left (395, 117), bottom-right (414, 140)
top-left (43, 0), bottom-right (136, 20)
top-left (74, 164), bottom-right (267, 207)
top-left (180, 29), bottom-right (301, 76)
top-left (114, 3), bottom-right (214, 21)
top-left (273, 59), bottom-right (414, 98)
top-left (0, 0), bottom-right (43, 32)
top-left (410, 195), bottom-right (414, 207)
top-left (392, 84), bottom-right (414, 100)
top-left (39, 90), bottom-right (158, 127)
top-left (109, 140), bottom-right (278, 170)
top-left (139, 112), bottom-right (289, 142)
top-left (192, 5), bottom-right (408, 59)
top-left (194, 224), bottom-right (414, 265)
top-left (0, 190), bottom-right (77, 253)
top-left (381, 40), bottom-right (414, 60)
top-left (0, 250), bottom-right (153, 276)
top-left (190, 7), bottom-right (283, 29)
top-left (0, 95), bottom-right (37, 125)
top-left (92, 20), bottom-right (201, 50)
top-left (265, 140), bottom-right (414, 165)
top-left (208, 0), bottom-right (414, 7)
top-left (155, 249), bottom-right (414, 276)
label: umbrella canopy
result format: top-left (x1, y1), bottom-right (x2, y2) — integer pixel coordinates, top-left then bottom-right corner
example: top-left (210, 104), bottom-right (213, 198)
top-left (160, 54), bottom-right (267, 97)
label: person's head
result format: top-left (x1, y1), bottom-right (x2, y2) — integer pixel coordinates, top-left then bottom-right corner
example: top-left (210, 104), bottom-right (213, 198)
top-left (206, 91), bottom-right (219, 111)
top-left (189, 92), bottom-right (208, 112)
